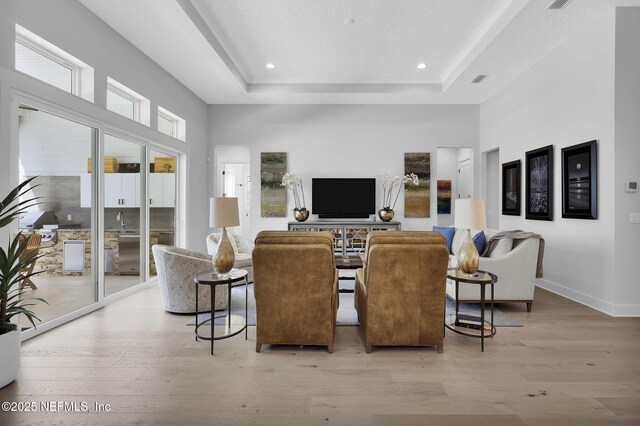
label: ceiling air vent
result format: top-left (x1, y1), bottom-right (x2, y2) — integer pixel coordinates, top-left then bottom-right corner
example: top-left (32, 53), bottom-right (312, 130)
top-left (547, 0), bottom-right (572, 10)
top-left (471, 75), bottom-right (487, 84)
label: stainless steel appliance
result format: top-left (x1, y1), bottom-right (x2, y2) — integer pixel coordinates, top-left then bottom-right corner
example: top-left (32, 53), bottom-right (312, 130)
top-left (118, 233), bottom-right (140, 275)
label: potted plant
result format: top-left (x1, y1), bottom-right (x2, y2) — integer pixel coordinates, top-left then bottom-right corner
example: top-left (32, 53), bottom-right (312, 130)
top-left (0, 177), bottom-right (48, 388)
top-left (378, 173), bottom-right (420, 221)
top-left (281, 173), bottom-right (309, 222)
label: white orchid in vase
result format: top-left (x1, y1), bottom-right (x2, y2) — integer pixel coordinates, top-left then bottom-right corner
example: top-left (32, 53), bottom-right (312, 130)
top-left (379, 173), bottom-right (420, 211)
top-left (281, 173), bottom-right (307, 212)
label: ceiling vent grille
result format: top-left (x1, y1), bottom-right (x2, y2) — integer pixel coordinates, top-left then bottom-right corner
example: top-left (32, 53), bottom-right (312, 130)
top-left (547, 0), bottom-right (572, 10)
top-left (471, 75), bottom-right (487, 84)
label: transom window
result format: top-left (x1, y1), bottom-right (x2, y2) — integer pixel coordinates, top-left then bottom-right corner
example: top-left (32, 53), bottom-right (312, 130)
top-left (106, 77), bottom-right (150, 126)
top-left (157, 106), bottom-right (186, 141)
top-left (14, 24), bottom-right (94, 101)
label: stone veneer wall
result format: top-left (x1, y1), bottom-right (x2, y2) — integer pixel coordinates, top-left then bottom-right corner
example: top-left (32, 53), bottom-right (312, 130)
top-left (35, 230), bottom-right (170, 276)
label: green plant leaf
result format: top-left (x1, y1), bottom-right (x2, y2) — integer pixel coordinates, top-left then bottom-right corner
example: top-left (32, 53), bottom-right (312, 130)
top-left (0, 177), bottom-right (48, 334)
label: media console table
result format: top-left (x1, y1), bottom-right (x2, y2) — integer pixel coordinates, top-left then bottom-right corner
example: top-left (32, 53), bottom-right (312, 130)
top-left (288, 220), bottom-right (401, 258)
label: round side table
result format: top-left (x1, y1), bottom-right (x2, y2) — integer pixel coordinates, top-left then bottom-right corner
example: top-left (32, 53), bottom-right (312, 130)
top-left (445, 268), bottom-right (498, 352)
top-left (193, 269), bottom-right (249, 355)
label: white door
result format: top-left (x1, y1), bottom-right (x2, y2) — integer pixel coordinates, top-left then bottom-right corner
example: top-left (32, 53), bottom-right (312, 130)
top-left (458, 159), bottom-right (472, 199)
top-left (80, 173), bottom-right (92, 208)
top-left (120, 174), bottom-right (139, 207)
top-left (222, 163), bottom-right (249, 236)
top-left (104, 174), bottom-right (122, 207)
top-left (164, 173), bottom-right (176, 207)
top-left (149, 174), bottom-right (164, 207)
top-left (241, 166), bottom-right (251, 237)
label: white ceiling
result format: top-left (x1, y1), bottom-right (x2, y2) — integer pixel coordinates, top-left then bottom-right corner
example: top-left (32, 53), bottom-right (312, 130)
top-left (78, 0), bottom-right (640, 104)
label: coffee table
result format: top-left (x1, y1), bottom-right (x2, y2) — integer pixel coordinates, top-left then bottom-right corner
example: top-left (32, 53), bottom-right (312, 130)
top-left (193, 269), bottom-right (249, 355)
top-left (335, 256), bottom-right (363, 293)
top-left (445, 268), bottom-right (498, 352)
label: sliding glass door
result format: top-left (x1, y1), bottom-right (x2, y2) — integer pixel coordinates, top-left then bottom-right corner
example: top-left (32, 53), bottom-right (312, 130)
top-left (17, 103), bottom-right (180, 334)
top-left (149, 150), bottom-right (177, 277)
top-left (18, 106), bottom-right (98, 329)
top-left (103, 134), bottom-right (145, 296)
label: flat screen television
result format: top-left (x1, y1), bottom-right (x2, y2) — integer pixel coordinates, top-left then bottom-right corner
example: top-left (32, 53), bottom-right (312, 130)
top-left (312, 178), bottom-right (376, 219)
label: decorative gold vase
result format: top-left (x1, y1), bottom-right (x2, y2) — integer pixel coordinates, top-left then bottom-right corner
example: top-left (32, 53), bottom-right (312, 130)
top-left (378, 209), bottom-right (394, 222)
top-left (457, 229), bottom-right (479, 274)
top-left (213, 228), bottom-right (235, 274)
top-left (294, 209), bottom-right (309, 222)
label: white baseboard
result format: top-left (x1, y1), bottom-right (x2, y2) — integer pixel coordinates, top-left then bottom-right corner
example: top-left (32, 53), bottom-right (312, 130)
top-left (537, 279), bottom-right (640, 317)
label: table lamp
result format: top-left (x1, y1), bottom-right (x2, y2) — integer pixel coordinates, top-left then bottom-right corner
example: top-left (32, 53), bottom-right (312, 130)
top-left (209, 196), bottom-right (240, 274)
top-left (454, 198), bottom-right (487, 274)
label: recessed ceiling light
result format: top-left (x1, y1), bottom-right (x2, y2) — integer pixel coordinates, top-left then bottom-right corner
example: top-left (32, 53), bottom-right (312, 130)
top-left (344, 18), bottom-right (355, 25)
top-left (417, 63), bottom-right (427, 69)
top-left (266, 63), bottom-right (275, 69)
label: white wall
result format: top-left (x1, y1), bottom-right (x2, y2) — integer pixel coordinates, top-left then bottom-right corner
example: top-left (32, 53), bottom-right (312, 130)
top-left (480, 12), bottom-right (621, 314)
top-left (0, 0), bottom-right (210, 252)
top-left (613, 8), bottom-right (640, 315)
top-left (209, 105), bottom-right (479, 238)
top-left (19, 109), bottom-right (94, 176)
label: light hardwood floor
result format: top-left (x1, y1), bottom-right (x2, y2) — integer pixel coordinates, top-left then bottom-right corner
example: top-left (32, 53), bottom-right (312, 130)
top-left (1, 285), bottom-right (639, 425)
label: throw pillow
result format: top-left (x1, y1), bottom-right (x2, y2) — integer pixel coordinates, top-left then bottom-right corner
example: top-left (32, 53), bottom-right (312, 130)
top-left (472, 230), bottom-right (486, 254)
top-left (432, 226), bottom-right (455, 253)
top-left (227, 233), bottom-right (240, 255)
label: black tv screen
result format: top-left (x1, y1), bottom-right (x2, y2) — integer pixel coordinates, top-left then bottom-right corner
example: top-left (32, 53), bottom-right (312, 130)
top-left (312, 178), bottom-right (376, 218)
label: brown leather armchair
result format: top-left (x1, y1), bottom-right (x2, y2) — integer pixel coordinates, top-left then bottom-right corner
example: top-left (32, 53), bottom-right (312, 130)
top-left (252, 231), bottom-right (338, 353)
top-left (355, 231), bottom-right (449, 353)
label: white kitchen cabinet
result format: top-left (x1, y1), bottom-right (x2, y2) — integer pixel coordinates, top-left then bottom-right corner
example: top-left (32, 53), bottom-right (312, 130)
top-left (80, 174), bottom-right (92, 208)
top-left (148, 173), bottom-right (175, 208)
top-left (105, 173), bottom-right (140, 208)
top-left (82, 173), bottom-right (172, 208)
top-left (164, 174), bottom-right (176, 207)
top-left (149, 174), bottom-right (164, 208)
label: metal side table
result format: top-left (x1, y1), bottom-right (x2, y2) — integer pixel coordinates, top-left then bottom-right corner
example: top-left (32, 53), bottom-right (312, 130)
top-left (193, 269), bottom-right (248, 355)
top-left (445, 268), bottom-right (498, 352)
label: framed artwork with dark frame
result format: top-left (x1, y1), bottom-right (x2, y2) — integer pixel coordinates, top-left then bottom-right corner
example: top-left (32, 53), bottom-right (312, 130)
top-left (525, 145), bottom-right (554, 221)
top-left (501, 160), bottom-right (521, 216)
top-left (562, 140), bottom-right (597, 220)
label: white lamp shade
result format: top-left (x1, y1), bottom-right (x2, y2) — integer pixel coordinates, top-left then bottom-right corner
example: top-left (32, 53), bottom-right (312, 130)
top-left (454, 198), bottom-right (487, 229)
top-left (209, 197), bottom-right (240, 228)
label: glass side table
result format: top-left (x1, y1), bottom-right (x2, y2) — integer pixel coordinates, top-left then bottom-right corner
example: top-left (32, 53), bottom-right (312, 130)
top-left (193, 269), bottom-right (248, 355)
top-left (445, 268), bottom-right (498, 352)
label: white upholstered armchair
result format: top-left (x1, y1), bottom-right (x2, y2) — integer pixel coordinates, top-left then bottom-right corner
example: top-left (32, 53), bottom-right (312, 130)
top-left (447, 228), bottom-right (542, 312)
top-left (206, 233), bottom-right (254, 283)
top-left (152, 245), bottom-right (228, 313)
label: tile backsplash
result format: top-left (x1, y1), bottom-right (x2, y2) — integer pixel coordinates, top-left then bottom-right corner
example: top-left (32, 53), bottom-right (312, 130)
top-left (27, 175), bottom-right (175, 230)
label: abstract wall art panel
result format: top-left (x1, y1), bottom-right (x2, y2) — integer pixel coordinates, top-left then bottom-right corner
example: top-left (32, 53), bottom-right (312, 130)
top-left (437, 180), bottom-right (451, 214)
top-left (404, 152), bottom-right (430, 218)
top-left (260, 152), bottom-right (287, 217)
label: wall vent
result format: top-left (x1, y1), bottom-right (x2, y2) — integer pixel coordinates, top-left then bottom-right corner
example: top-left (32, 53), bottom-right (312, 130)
top-left (471, 75), bottom-right (487, 84)
top-left (547, 0), bottom-right (572, 10)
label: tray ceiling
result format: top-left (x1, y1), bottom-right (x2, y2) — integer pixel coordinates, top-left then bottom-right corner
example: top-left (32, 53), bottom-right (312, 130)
top-left (78, 0), bottom-right (640, 104)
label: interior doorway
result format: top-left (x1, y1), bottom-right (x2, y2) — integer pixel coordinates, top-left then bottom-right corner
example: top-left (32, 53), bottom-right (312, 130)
top-left (222, 162), bottom-right (250, 236)
top-left (484, 149), bottom-right (500, 229)
top-left (436, 147), bottom-right (474, 227)
top-left (458, 158), bottom-right (473, 199)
